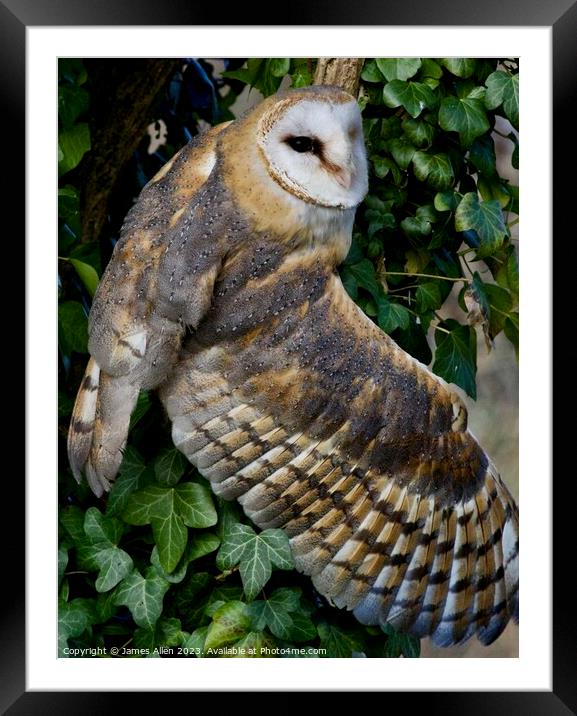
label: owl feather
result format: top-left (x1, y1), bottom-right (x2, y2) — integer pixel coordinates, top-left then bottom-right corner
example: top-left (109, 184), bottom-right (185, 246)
top-left (68, 86), bottom-right (518, 646)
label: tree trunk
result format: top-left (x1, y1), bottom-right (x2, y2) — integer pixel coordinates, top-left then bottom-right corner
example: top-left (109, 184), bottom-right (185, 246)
top-left (79, 59), bottom-right (181, 245)
top-left (313, 58), bottom-right (364, 96)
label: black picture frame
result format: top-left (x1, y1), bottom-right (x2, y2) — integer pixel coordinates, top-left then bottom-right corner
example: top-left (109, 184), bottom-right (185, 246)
top-left (9, 0), bottom-right (574, 711)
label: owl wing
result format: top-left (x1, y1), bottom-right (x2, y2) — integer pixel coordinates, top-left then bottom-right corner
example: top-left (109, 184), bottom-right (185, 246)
top-left (68, 122), bottom-right (232, 495)
top-left (160, 272), bottom-right (518, 647)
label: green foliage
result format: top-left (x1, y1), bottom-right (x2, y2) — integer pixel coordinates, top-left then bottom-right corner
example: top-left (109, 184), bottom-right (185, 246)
top-left (352, 56), bottom-right (519, 393)
top-left (217, 524), bottom-right (294, 600)
top-left (59, 57), bottom-right (518, 659)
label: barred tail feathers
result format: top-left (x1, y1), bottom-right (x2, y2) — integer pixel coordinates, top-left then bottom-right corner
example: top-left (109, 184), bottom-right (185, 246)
top-left (67, 359), bottom-right (139, 496)
top-left (67, 358), bottom-right (100, 484)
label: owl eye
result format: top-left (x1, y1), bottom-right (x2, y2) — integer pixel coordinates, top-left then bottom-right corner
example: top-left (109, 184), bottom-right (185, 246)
top-left (286, 136), bottom-right (317, 153)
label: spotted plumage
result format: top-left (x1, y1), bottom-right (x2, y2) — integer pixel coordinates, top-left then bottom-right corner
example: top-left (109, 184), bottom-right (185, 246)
top-left (68, 85), bottom-right (519, 646)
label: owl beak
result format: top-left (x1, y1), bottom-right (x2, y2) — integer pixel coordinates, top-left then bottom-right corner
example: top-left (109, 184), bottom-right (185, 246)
top-left (335, 168), bottom-right (353, 189)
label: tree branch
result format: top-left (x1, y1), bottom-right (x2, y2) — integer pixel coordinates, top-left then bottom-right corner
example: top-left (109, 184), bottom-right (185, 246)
top-left (313, 58), bottom-right (364, 96)
top-left (79, 59), bottom-right (181, 245)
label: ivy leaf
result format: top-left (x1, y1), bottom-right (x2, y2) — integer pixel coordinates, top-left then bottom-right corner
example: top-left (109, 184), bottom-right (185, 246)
top-left (216, 523), bottom-right (258, 568)
top-left (123, 483), bottom-right (217, 529)
top-left (267, 586), bottom-right (302, 611)
top-left (405, 248), bottom-right (430, 275)
top-left (268, 58), bottom-right (290, 77)
top-left (106, 446), bottom-right (150, 517)
top-left (371, 156), bottom-right (402, 183)
top-left (123, 483), bottom-right (217, 572)
top-left (344, 234), bottom-right (365, 265)
top-left (69, 242), bottom-right (101, 275)
top-left (477, 176), bottom-right (512, 208)
top-left (376, 58), bottom-right (421, 81)
top-left (485, 70), bottom-right (519, 129)
top-left (237, 544), bottom-right (269, 600)
top-left (128, 391), bottom-right (152, 431)
top-left (58, 301), bottom-right (88, 355)
top-left (345, 258), bottom-right (383, 299)
top-left (380, 623), bottom-right (421, 657)
top-left (284, 612), bottom-right (318, 642)
top-left (340, 267), bottom-right (358, 300)
top-left (469, 135), bottom-right (497, 176)
top-left (290, 69), bottom-right (313, 89)
top-left (58, 122), bottom-right (91, 176)
top-left (115, 567), bottom-right (170, 630)
top-left (420, 58), bottom-right (443, 79)
top-left (174, 572), bottom-right (212, 619)
top-left (415, 282), bottom-right (442, 312)
top-left (438, 97), bottom-right (490, 146)
top-left (186, 532), bottom-right (221, 563)
top-left (467, 86), bottom-right (486, 101)
top-left (377, 296), bottom-right (410, 334)
top-left (204, 585), bottom-right (245, 619)
top-left (248, 599), bottom-right (293, 640)
top-left (233, 631), bottom-right (277, 656)
top-left (223, 58), bottom-right (284, 96)
top-left (433, 319), bottom-right (477, 399)
top-left (495, 245), bottom-right (519, 303)
top-left (58, 84), bottom-right (89, 128)
top-left (150, 545), bottom-right (188, 584)
top-left (95, 590), bottom-right (118, 623)
top-left (216, 497), bottom-right (243, 540)
top-left (455, 192), bottom-right (506, 258)
top-left (58, 598), bottom-right (95, 655)
top-left (388, 137), bottom-right (416, 170)
top-left (504, 312), bottom-right (519, 359)
top-left (260, 530), bottom-right (294, 569)
top-left (174, 482), bottom-right (218, 528)
top-left (394, 316), bottom-right (433, 366)
top-left (77, 508), bottom-right (133, 592)
top-left (183, 626), bottom-right (208, 655)
top-left (60, 505), bottom-right (87, 543)
top-left (402, 118), bottom-right (435, 148)
top-left (217, 524), bottom-right (294, 600)
top-left (360, 59), bottom-right (384, 83)
top-left (133, 618), bottom-right (184, 652)
top-left (153, 512), bottom-right (187, 576)
top-left (58, 185), bottom-right (80, 231)
top-left (412, 151), bottom-right (454, 190)
top-left (247, 587), bottom-right (305, 640)
top-left (68, 258), bottom-right (99, 296)
top-left (440, 58), bottom-right (477, 78)
top-left (434, 190), bottom-right (460, 211)
top-left (84, 507), bottom-right (123, 545)
top-left (401, 215), bottom-right (431, 240)
top-left (59, 58), bottom-right (88, 84)
top-left (317, 622), bottom-right (365, 658)
top-left (58, 545), bottom-right (68, 584)
top-left (204, 601), bottom-right (251, 651)
top-left (91, 545), bottom-right (133, 592)
top-left (484, 283), bottom-right (513, 338)
top-left (364, 208), bottom-right (396, 238)
top-left (154, 448), bottom-right (187, 487)
top-left (382, 80), bottom-right (435, 118)
top-left (507, 246), bottom-right (520, 300)
top-left (510, 132), bottom-right (519, 169)
top-left (506, 183), bottom-right (519, 215)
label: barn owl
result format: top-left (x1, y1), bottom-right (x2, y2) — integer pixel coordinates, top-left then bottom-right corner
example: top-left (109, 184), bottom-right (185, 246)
top-left (68, 85), bottom-right (519, 647)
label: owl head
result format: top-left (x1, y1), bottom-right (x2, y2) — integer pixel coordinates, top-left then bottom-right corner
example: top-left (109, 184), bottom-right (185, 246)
top-left (253, 85), bottom-right (368, 210)
top-left (219, 86), bottom-right (368, 225)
